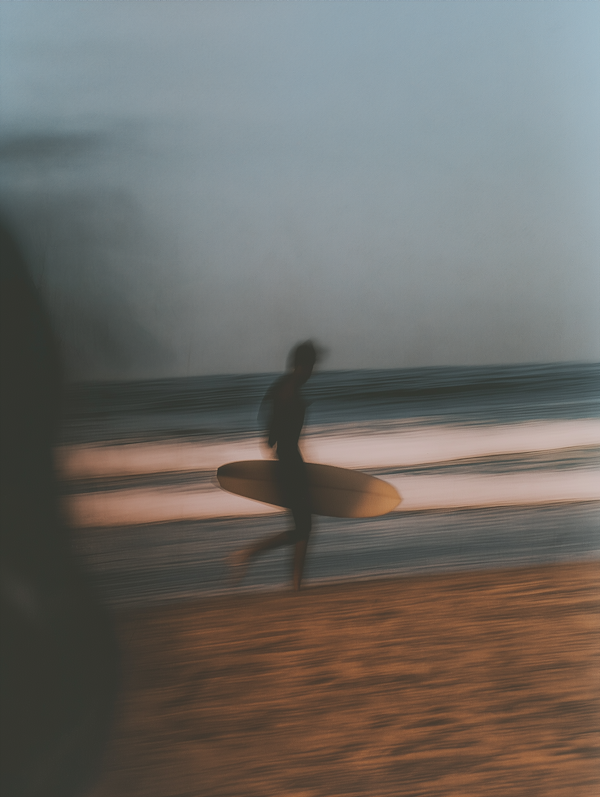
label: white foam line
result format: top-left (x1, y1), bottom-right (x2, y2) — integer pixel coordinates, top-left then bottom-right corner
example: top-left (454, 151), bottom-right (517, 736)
top-left (56, 438), bottom-right (268, 479)
top-left (64, 485), bottom-right (282, 528)
top-left (64, 470), bottom-right (600, 528)
top-left (56, 419), bottom-right (600, 479)
top-left (392, 472), bottom-right (600, 511)
top-left (303, 420), bottom-right (600, 470)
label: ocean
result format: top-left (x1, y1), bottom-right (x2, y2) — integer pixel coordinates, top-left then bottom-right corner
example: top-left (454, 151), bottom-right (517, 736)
top-left (58, 362), bottom-right (600, 606)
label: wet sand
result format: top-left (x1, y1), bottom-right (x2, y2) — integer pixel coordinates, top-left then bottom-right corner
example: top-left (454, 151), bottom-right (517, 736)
top-left (90, 562), bottom-right (599, 797)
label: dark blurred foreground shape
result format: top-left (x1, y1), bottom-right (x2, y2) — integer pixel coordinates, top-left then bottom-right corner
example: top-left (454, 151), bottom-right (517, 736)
top-left (1, 222), bottom-right (119, 796)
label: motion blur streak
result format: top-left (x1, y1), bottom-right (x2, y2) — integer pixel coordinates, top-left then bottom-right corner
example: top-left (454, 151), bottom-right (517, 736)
top-left (58, 363), bottom-right (599, 603)
top-left (1, 223), bottom-right (119, 797)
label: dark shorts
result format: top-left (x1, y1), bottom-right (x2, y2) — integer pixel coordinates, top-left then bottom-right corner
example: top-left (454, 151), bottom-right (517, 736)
top-left (277, 449), bottom-right (312, 543)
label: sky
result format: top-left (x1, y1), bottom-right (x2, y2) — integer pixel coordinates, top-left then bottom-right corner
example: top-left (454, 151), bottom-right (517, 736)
top-left (1, 1), bottom-right (599, 379)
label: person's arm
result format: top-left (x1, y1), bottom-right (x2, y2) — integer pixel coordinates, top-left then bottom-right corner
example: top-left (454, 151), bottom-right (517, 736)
top-left (259, 383), bottom-right (279, 450)
top-left (268, 389), bottom-right (283, 449)
top-left (267, 379), bottom-right (294, 450)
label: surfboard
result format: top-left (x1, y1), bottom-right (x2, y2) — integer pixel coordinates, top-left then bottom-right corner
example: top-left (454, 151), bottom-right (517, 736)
top-left (217, 460), bottom-right (401, 518)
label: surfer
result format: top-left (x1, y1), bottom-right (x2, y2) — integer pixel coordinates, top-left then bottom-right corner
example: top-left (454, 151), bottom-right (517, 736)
top-left (229, 341), bottom-right (318, 591)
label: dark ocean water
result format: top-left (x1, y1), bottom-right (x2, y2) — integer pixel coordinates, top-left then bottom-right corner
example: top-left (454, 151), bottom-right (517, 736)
top-left (62, 361), bottom-right (600, 443)
top-left (61, 362), bottom-right (600, 606)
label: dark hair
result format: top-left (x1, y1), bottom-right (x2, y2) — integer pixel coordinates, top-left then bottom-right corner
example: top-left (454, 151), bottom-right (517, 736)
top-left (289, 340), bottom-right (318, 370)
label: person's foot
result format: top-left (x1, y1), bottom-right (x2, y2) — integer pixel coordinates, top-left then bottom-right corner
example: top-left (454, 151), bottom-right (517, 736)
top-left (227, 549), bottom-right (249, 584)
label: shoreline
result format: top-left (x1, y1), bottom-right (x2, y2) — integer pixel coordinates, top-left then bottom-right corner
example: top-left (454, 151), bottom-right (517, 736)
top-left (90, 562), bottom-right (599, 796)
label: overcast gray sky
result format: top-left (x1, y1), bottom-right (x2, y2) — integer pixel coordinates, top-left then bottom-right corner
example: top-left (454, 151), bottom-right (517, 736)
top-left (1, 1), bottom-right (599, 379)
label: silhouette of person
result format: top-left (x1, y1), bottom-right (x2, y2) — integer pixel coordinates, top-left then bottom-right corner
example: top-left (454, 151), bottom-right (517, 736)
top-left (229, 341), bottom-right (318, 591)
top-left (1, 222), bottom-right (119, 797)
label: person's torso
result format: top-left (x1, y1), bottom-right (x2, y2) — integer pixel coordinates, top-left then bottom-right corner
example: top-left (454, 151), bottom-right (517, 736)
top-left (267, 374), bottom-right (306, 452)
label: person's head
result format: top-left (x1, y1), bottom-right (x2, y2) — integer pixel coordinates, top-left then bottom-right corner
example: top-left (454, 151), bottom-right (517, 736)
top-left (288, 340), bottom-right (318, 383)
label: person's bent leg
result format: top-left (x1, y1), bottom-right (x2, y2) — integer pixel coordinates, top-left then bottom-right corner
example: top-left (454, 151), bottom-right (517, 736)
top-left (228, 530), bottom-right (290, 583)
top-left (248, 530), bottom-right (290, 558)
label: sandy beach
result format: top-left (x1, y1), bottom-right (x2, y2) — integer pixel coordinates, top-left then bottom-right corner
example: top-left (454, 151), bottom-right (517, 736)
top-left (89, 562), bottom-right (599, 797)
